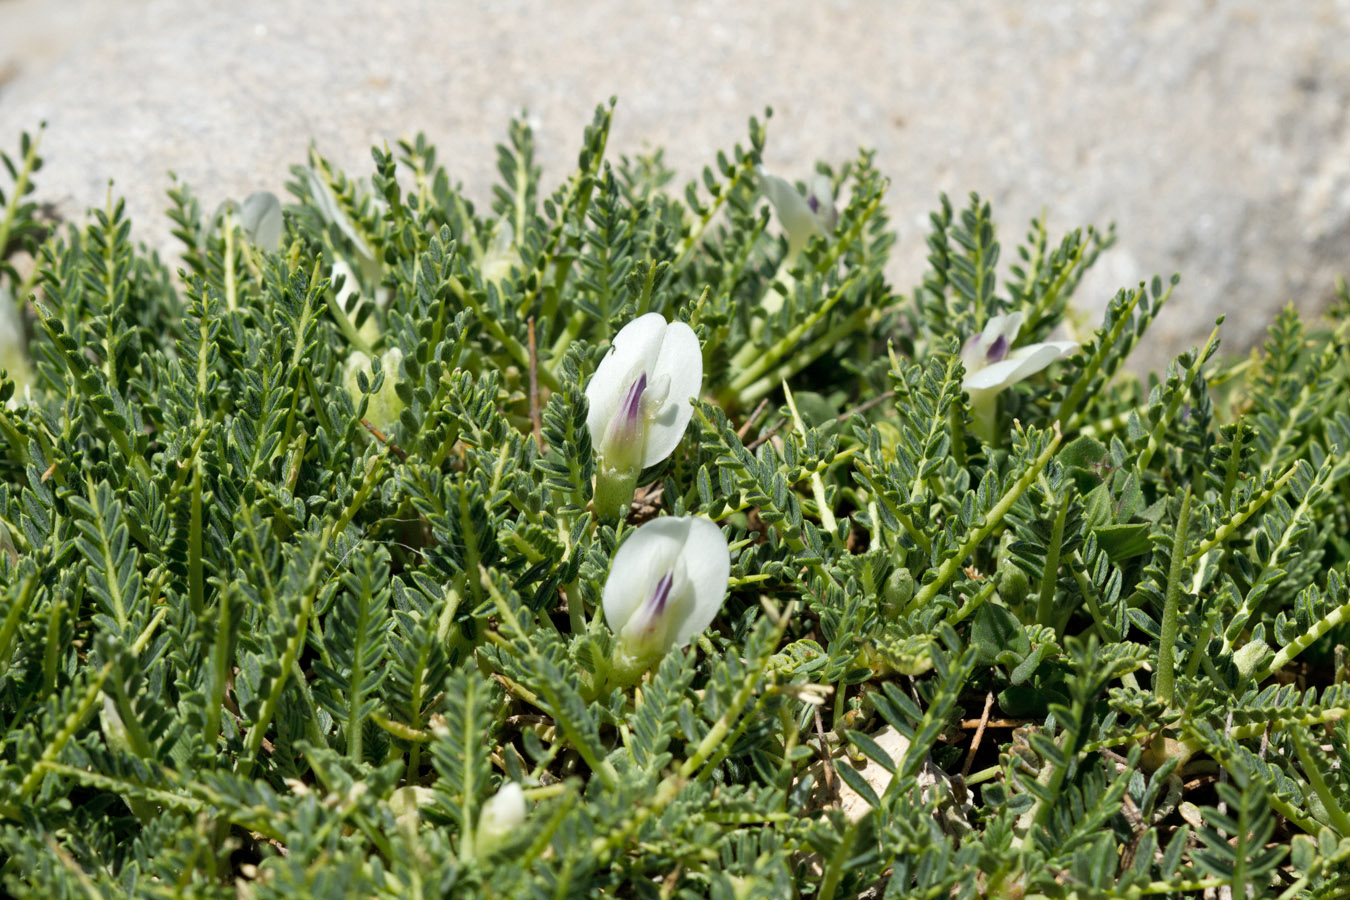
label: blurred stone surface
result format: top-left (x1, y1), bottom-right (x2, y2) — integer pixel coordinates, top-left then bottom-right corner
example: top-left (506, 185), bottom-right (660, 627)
top-left (1, 0), bottom-right (1348, 368)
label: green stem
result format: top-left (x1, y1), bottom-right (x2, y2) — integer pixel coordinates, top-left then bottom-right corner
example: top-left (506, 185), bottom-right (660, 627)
top-left (448, 276), bottom-right (560, 392)
top-left (1154, 489), bottom-right (1192, 709)
top-left (1186, 460), bottom-right (1298, 567)
top-left (968, 390), bottom-right (998, 445)
top-left (325, 286), bottom-right (374, 355)
top-left (948, 578), bottom-right (998, 627)
top-left (0, 125), bottom-right (42, 266)
top-left (1034, 488), bottom-right (1070, 632)
top-left (12, 608), bottom-right (165, 808)
top-left (949, 399), bottom-right (967, 468)
top-left (236, 527), bottom-right (331, 778)
top-left (0, 406), bottom-right (29, 467)
top-left (41, 596), bottom-right (62, 697)
top-left (678, 605), bottom-right (796, 782)
top-left (1176, 706), bottom-right (1350, 761)
top-left (783, 382), bottom-right (837, 536)
top-left (223, 217), bottom-right (237, 311)
top-left (729, 307), bottom-right (869, 407)
top-left (0, 569), bottom-right (37, 677)
top-left (188, 458), bottom-right (204, 618)
top-left (1054, 285), bottom-right (1146, 432)
top-left (1291, 729), bottom-right (1350, 836)
top-left (816, 818), bottom-right (859, 900)
top-left (1136, 324), bottom-right (1221, 474)
top-left (1257, 586), bottom-right (1350, 682)
top-left (727, 280), bottom-right (857, 396)
top-left (907, 427), bottom-right (1061, 613)
top-left (203, 586), bottom-right (232, 755)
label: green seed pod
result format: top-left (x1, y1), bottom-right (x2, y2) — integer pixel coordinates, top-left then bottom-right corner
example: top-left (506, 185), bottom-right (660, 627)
top-left (1233, 638), bottom-right (1271, 682)
top-left (997, 565), bottom-right (1030, 605)
top-left (883, 568), bottom-right (915, 611)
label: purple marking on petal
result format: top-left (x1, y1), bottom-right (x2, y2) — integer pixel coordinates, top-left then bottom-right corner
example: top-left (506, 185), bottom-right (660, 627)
top-left (620, 372), bottom-right (647, 426)
top-left (807, 195), bottom-right (820, 214)
top-left (986, 334), bottom-right (1009, 363)
top-left (649, 570), bottom-right (674, 615)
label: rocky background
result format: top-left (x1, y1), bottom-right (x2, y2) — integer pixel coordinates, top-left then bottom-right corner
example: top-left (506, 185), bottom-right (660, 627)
top-left (2, 0), bottom-right (1347, 369)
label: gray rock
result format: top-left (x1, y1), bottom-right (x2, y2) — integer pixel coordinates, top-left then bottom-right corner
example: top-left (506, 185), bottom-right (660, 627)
top-left (2, 0), bottom-right (1347, 369)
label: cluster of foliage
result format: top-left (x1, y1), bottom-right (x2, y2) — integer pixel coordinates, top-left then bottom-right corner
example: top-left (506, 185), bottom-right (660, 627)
top-left (2, 102), bottom-right (1350, 898)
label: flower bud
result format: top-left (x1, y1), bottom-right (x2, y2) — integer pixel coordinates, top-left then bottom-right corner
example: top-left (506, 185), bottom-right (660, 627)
top-left (757, 166), bottom-right (836, 260)
top-left (997, 565), bottom-right (1030, 605)
top-left (473, 781), bottom-right (526, 857)
top-left (883, 568), bottom-right (915, 612)
top-left (1233, 638), bottom-right (1271, 683)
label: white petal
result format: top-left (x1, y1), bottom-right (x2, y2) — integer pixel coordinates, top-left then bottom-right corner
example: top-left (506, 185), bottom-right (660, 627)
top-left (640, 321), bottom-right (703, 467)
top-left (980, 311), bottom-right (1024, 348)
top-left (618, 558), bottom-right (690, 657)
top-left (643, 373), bottom-right (671, 410)
top-left (959, 335), bottom-right (986, 374)
top-left (480, 782), bottom-right (526, 831)
top-left (602, 517), bottom-right (730, 651)
top-left (585, 313), bottom-right (669, 450)
top-left (810, 174), bottom-right (838, 229)
top-left (602, 517), bottom-right (688, 635)
top-left (758, 167), bottom-right (823, 256)
top-left (308, 167), bottom-right (375, 261)
top-left (482, 221), bottom-right (516, 283)
top-left (475, 781), bottom-right (527, 853)
top-left (966, 343), bottom-right (1070, 392)
top-left (666, 518), bottom-right (730, 646)
top-left (1009, 340), bottom-right (1079, 361)
top-left (963, 357), bottom-right (1027, 392)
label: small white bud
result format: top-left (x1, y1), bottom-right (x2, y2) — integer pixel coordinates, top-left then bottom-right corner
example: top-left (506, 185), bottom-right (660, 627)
top-left (474, 782), bottom-right (527, 856)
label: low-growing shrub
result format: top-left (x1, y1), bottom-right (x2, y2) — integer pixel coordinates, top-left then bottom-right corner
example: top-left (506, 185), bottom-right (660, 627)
top-left (2, 102), bottom-right (1349, 898)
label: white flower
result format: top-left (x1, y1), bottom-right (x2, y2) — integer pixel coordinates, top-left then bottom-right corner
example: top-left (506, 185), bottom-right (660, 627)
top-left (473, 781), bottom-right (527, 856)
top-left (961, 312), bottom-right (1077, 441)
top-left (585, 313), bottom-right (702, 518)
top-left (960, 312), bottom-right (1078, 394)
top-left (757, 165), bottom-right (838, 259)
top-left (603, 516), bottom-right (730, 675)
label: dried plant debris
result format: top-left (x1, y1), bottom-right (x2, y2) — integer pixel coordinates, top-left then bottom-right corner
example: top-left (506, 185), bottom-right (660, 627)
top-left (1, 107), bottom-right (1350, 898)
